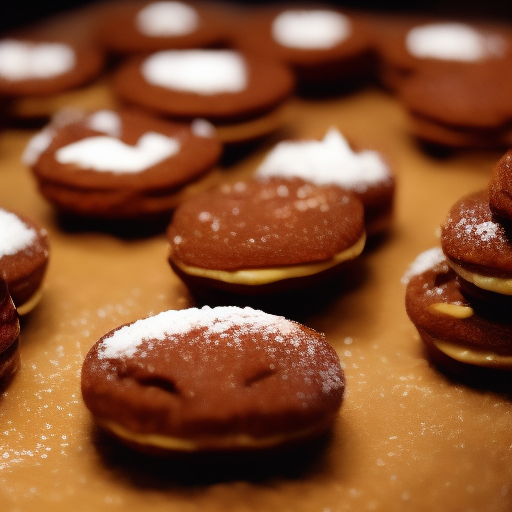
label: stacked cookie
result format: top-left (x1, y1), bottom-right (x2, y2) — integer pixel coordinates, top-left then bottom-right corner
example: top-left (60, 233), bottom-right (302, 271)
top-left (0, 37), bottom-right (105, 119)
top-left (166, 176), bottom-right (366, 302)
top-left (24, 108), bottom-right (223, 222)
top-left (405, 150), bottom-right (512, 377)
top-left (228, 5), bottom-right (375, 92)
top-left (81, 305), bottom-right (345, 456)
top-left (0, 207), bottom-right (50, 315)
top-left (0, 278), bottom-right (20, 390)
top-left (376, 20), bottom-right (512, 148)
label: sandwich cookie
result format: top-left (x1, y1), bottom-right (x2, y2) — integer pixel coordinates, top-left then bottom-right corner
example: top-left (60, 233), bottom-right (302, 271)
top-left (112, 49), bottom-right (295, 143)
top-left (166, 177), bottom-right (365, 298)
top-left (25, 108), bottom-right (222, 221)
top-left (0, 208), bottom-right (50, 314)
top-left (81, 306), bottom-right (345, 455)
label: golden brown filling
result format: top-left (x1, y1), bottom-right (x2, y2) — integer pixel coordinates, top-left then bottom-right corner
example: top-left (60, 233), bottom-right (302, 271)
top-left (431, 337), bottom-right (512, 369)
top-left (428, 302), bottom-right (474, 318)
top-left (171, 233), bottom-right (366, 285)
top-left (449, 261), bottom-right (512, 295)
top-left (100, 418), bottom-right (324, 451)
top-left (431, 338), bottom-right (512, 370)
top-left (16, 285), bottom-right (45, 316)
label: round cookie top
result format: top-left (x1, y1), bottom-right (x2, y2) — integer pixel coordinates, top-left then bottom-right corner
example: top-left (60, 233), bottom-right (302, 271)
top-left (81, 306), bottom-right (345, 451)
top-left (112, 49), bottom-right (295, 123)
top-left (95, 1), bottom-right (229, 54)
top-left (404, 248), bottom-right (512, 366)
top-left (0, 38), bottom-right (104, 97)
top-left (404, 22), bottom-right (508, 62)
top-left (0, 208), bottom-right (50, 308)
top-left (167, 177), bottom-right (365, 271)
top-left (378, 20), bottom-right (512, 72)
top-left (27, 108), bottom-right (222, 192)
top-left (441, 190), bottom-right (512, 279)
top-left (398, 60), bottom-right (512, 130)
top-left (0, 278), bottom-right (19, 355)
top-left (229, 6), bottom-right (373, 85)
top-left (489, 149), bottom-right (512, 221)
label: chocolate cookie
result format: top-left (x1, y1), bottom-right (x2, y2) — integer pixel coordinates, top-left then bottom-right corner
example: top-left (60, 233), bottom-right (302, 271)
top-left (166, 177), bottom-right (366, 296)
top-left (0, 278), bottom-right (20, 389)
top-left (0, 208), bottom-right (50, 314)
top-left (397, 60), bottom-right (512, 148)
top-left (81, 306), bottom-right (345, 455)
top-left (112, 49), bottom-right (295, 143)
top-left (0, 37), bottom-right (104, 98)
top-left (26, 108), bottom-right (222, 221)
top-left (404, 248), bottom-right (512, 374)
top-left (229, 6), bottom-right (374, 91)
top-left (441, 190), bottom-right (512, 296)
top-left (95, 1), bottom-right (229, 55)
top-left (255, 128), bottom-right (395, 236)
top-left (377, 19), bottom-right (512, 90)
top-left (489, 149), bottom-right (512, 221)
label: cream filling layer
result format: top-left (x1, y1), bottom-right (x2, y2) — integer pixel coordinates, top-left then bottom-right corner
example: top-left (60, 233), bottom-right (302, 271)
top-left (449, 261), bottom-right (512, 295)
top-left (172, 233), bottom-right (366, 286)
top-left (429, 302), bottom-right (473, 318)
top-left (16, 285), bottom-right (45, 316)
top-left (431, 337), bottom-right (512, 369)
top-left (100, 418), bottom-right (323, 451)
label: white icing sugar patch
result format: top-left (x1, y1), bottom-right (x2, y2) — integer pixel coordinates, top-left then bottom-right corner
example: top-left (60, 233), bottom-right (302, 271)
top-left (453, 213), bottom-right (500, 244)
top-left (473, 221), bottom-right (498, 242)
top-left (256, 128), bottom-right (390, 192)
top-left (0, 209), bottom-right (37, 258)
top-left (55, 132), bottom-right (180, 173)
top-left (272, 9), bottom-right (351, 49)
top-left (0, 39), bottom-right (75, 80)
top-left (401, 247), bottom-right (445, 284)
top-left (98, 306), bottom-right (344, 394)
top-left (191, 118), bottom-right (215, 138)
top-left (141, 50), bottom-right (247, 94)
top-left (135, 1), bottom-right (199, 37)
top-left (22, 127), bottom-right (56, 166)
top-left (98, 306), bottom-right (297, 360)
top-left (86, 110), bottom-right (122, 137)
top-left (406, 22), bottom-right (506, 61)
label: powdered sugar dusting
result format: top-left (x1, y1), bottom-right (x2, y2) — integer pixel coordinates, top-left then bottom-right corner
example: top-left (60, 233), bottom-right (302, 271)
top-left (0, 39), bottom-right (75, 80)
top-left (256, 128), bottom-right (390, 192)
top-left (191, 118), bottom-right (215, 138)
top-left (272, 9), bottom-right (351, 50)
top-left (142, 50), bottom-right (247, 94)
top-left (55, 132), bottom-right (180, 173)
top-left (22, 127), bottom-right (56, 166)
top-left (406, 22), bottom-right (506, 62)
top-left (401, 247), bottom-right (445, 284)
top-left (0, 209), bottom-right (37, 257)
top-left (97, 306), bottom-right (343, 393)
top-left (473, 221), bottom-right (498, 242)
top-left (99, 306), bottom-right (292, 359)
top-left (135, 1), bottom-right (199, 37)
top-left (86, 110), bottom-right (122, 137)
top-left (447, 205), bottom-right (500, 245)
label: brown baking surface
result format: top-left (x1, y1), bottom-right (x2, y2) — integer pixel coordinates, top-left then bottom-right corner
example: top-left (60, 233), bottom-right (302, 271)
top-left (1, 5), bottom-right (511, 512)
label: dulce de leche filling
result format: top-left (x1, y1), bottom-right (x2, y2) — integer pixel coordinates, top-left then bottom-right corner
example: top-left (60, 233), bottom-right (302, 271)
top-left (171, 232), bottom-right (366, 285)
top-left (448, 260), bottom-right (512, 295)
top-left (428, 336), bottom-right (512, 369)
top-left (99, 417), bottom-right (325, 451)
